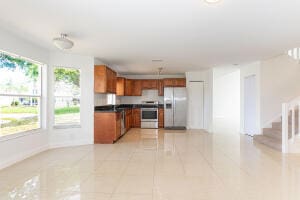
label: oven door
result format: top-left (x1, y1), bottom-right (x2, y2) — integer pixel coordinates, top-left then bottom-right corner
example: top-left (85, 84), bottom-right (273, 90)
top-left (141, 108), bottom-right (158, 122)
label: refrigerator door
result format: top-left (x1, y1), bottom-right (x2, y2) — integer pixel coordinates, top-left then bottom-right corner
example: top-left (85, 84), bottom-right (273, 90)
top-left (174, 88), bottom-right (187, 128)
top-left (164, 87), bottom-right (174, 128)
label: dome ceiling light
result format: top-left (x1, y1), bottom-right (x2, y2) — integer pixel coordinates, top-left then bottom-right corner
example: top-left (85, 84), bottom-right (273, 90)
top-left (53, 34), bottom-right (74, 50)
top-left (287, 48), bottom-right (300, 61)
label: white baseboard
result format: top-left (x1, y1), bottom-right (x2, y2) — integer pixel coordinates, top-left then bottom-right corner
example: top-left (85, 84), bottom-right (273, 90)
top-left (0, 140), bottom-right (93, 170)
top-left (0, 145), bottom-right (49, 170)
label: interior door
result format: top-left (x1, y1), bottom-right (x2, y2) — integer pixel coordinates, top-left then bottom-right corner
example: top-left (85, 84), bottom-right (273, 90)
top-left (188, 81), bottom-right (204, 129)
top-left (174, 88), bottom-right (187, 127)
top-left (244, 75), bottom-right (257, 136)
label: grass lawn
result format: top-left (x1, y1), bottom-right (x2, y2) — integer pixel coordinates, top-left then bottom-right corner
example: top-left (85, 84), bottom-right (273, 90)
top-left (55, 106), bottom-right (80, 115)
top-left (1, 106), bottom-right (37, 114)
top-left (1, 106), bottom-right (80, 115)
top-left (0, 106), bottom-right (79, 136)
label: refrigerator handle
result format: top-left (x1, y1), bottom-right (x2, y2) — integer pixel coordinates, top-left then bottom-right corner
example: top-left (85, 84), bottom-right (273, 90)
top-left (173, 89), bottom-right (175, 125)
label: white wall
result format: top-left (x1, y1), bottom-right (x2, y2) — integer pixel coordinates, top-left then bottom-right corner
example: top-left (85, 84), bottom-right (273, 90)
top-left (260, 55), bottom-right (300, 128)
top-left (0, 29), bottom-right (49, 169)
top-left (48, 52), bottom-right (94, 148)
top-left (213, 67), bottom-right (240, 132)
top-left (0, 32), bottom-right (96, 168)
top-left (240, 62), bottom-right (261, 134)
top-left (185, 69), bottom-right (213, 132)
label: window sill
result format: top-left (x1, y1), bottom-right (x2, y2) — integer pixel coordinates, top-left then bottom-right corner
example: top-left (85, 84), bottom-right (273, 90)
top-left (53, 124), bottom-right (81, 129)
top-left (0, 128), bottom-right (45, 142)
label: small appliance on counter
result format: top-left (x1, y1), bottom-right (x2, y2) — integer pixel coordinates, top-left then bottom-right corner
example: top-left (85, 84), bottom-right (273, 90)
top-left (141, 101), bottom-right (159, 129)
top-left (164, 87), bottom-right (187, 129)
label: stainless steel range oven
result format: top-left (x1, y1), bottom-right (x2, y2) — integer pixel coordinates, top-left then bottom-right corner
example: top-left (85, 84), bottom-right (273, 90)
top-left (141, 101), bottom-right (158, 129)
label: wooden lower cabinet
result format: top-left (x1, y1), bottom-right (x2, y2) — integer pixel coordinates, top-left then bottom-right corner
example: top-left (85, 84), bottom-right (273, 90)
top-left (132, 108), bottom-right (141, 128)
top-left (94, 112), bottom-right (121, 144)
top-left (125, 109), bottom-right (132, 131)
top-left (158, 108), bottom-right (164, 128)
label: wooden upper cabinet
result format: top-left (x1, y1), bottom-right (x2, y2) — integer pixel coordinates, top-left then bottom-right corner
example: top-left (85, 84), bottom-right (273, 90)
top-left (131, 80), bottom-right (142, 96)
top-left (163, 79), bottom-right (174, 87)
top-left (158, 79), bottom-right (164, 96)
top-left (174, 78), bottom-right (186, 87)
top-left (142, 79), bottom-right (158, 89)
top-left (124, 79), bottom-right (132, 96)
top-left (163, 78), bottom-right (186, 87)
top-left (116, 77), bottom-right (125, 96)
top-left (94, 65), bottom-right (117, 93)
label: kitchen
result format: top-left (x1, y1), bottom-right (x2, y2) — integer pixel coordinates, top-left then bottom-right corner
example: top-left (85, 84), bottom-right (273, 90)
top-left (94, 65), bottom-right (187, 143)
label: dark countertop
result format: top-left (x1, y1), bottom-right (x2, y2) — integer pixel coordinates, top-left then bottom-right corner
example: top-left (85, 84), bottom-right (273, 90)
top-left (95, 104), bottom-right (164, 113)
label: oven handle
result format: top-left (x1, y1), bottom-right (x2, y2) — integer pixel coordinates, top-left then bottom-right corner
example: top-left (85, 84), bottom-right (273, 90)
top-left (141, 108), bottom-right (158, 111)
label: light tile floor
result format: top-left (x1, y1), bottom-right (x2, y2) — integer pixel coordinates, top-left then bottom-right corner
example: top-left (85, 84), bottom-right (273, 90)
top-left (1, 128), bottom-right (300, 199)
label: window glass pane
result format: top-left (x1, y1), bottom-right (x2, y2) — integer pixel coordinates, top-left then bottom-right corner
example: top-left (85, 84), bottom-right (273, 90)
top-left (54, 97), bottom-right (80, 125)
top-left (0, 53), bottom-right (41, 95)
top-left (54, 67), bottom-right (80, 126)
top-left (0, 96), bottom-right (40, 136)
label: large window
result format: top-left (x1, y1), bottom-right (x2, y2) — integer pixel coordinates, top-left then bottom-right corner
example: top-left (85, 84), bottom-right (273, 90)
top-left (0, 51), bottom-right (42, 137)
top-left (54, 67), bottom-right (80, 127)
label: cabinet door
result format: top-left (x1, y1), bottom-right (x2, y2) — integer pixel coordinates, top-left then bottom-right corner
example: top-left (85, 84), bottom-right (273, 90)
top-left (94, 112), bottom-right (116, 144)
top-left (94, 65), bottom-right (117, 93)
top-left (131, 80), bottom-right (142, 96)
top-left (111, 71), bottom-right (117, 93)
top-left (158, 108), bottom-right (164, 128)
top-left (125, 109), bottom-right (132, 131)
top-left (142, 80), bottom-right (158, 89)
top-left (125, 79), bottom-right (132, 96)
top-left (115, 112), bottom-right (121, 140)
top-left (174, 78), bottom-right (186, 87)
top-left (158, 79), bottom-right (164, 96)
top-left (107, 69), bottom-right (116, 93)
top-left (132, 108), bottom-right (141, 128)
top-left (94, 66), bottom-right (107, 93)
top-left (163, 79), bottom-right (175, 87)
top-left (116, 77), bottom-right (125, 96)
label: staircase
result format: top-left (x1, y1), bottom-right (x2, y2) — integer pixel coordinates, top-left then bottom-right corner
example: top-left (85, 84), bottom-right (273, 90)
top-left (254, 109), bottom-right (299, 152)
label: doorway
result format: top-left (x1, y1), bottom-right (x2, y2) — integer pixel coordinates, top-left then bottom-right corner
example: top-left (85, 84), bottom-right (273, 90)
top-left (188, 81), bottom-right (204, 129)
top-left (244, 75), bottom-right (257, 136)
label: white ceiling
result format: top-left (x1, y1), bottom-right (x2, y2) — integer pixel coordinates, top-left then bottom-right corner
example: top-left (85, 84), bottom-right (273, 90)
top-left (1, 0), bottom-right (300, 74)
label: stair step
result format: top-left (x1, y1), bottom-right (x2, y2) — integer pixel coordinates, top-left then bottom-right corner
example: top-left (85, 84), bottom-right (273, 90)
top-left (263, 128), bottom-right (282, 140)
top-left (253, 135), bottom-right (282, 151)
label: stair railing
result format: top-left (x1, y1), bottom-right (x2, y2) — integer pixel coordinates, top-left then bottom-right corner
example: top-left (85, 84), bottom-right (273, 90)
top-left (282, 100), bottom-right (299, 153)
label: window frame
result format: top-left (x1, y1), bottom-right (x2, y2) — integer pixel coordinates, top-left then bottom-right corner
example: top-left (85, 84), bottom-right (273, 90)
top-left (0, 50), bottom-right (44, 140)
top-left (53, 66), bottom-right (81, 129)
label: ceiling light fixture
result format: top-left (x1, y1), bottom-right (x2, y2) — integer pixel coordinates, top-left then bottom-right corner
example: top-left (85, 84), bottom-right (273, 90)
top-left (287, 47), bottom-right (300, 61)
top-left (204, 0), bottom-right (221, 4)
top-left (53, 34), bottom-right (74, 50)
